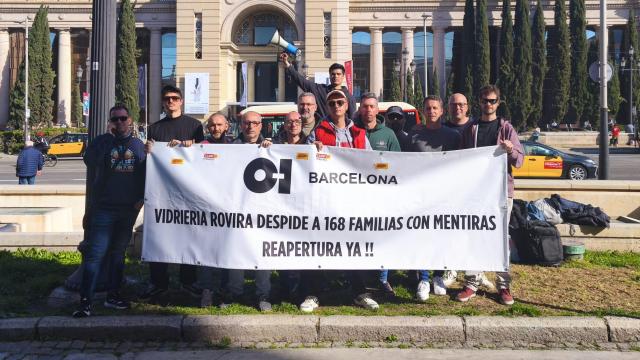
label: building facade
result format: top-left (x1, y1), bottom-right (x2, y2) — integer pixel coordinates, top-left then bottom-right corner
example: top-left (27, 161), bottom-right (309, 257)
top-left (0, 0), bottom-right (637, 129)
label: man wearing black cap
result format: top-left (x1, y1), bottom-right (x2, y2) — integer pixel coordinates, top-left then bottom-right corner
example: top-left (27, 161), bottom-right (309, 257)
top-left (384, 105), bottom-right (412, 152)
top-left (280, 52), bottom-right (356, 120)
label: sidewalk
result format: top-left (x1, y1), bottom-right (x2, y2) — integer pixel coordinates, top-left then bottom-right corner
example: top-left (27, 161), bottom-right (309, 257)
top-left (1, 315), bottom-right (639, 349)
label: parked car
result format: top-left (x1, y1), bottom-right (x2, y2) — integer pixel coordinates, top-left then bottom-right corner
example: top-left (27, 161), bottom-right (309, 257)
top-left (47, 132), bottom-right (88, 157)
top-left (513, 141), bottom-right (597, 180)
top-left (239, 102), bottom-right (419, 138)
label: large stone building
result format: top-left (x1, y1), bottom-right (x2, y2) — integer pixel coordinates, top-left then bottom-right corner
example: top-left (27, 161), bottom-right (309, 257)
top-left (0, 0), bottom-right (637, 129)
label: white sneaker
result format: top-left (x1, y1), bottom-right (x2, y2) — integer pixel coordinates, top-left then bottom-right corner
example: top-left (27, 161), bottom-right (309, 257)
top-left (432, 276), bottom-right (447, 296)
top-left (299, 296), bottom-right (319, 313)
top-left (442, 270), bottom-right (458, 287)
top-left (354, 293), bottom-right (379, 310)
top-left (479, 272), bottom-right (496, 291)
top-left (416, 280), bottom-right (430, 301)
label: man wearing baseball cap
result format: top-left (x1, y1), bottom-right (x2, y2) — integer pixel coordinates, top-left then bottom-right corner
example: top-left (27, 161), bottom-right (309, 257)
top-left (303, 89), bottom-right (377, 311)
top-left (384, 105), bottom-right (412, 152)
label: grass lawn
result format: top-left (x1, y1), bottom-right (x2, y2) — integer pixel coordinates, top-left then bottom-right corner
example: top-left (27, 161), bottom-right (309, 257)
top-left (0, 248), bottom-right (638, 318)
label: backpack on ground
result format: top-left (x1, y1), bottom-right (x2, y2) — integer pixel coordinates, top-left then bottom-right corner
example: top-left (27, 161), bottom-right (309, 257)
top-left (510, 220), bottom-right (563, 267)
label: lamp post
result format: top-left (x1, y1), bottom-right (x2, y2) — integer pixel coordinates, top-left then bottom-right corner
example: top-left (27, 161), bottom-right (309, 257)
top-left (402, 48), bottom-right (409, 102)
top-left (75, 65), bottom-right (83, 127)
top-left (621, 47), bottom-right (637, 129)
top-left (598, 0), bottom-right (609, 180)
top-left (422, 13), bottom-right (431, 97)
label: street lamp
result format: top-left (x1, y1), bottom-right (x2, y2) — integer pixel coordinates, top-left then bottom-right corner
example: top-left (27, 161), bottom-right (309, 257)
top-left (402, 48), bottom-right (409, 102)
top-left (422, 13), bottom-right (432, 97)
top-left (621, 46), bottom-right (639, 129)
top-left (76, 65), bottom-right (84, 127)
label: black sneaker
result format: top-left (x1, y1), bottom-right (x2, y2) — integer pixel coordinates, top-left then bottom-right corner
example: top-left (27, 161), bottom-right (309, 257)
top-left (381, 281), bottom-right (396, 297)
top-left (138, 285), bottom-right (168, 301)
top-left (181, 283), bottom-right (203, 298)
top-left (104, 292), bottom-right (131, 310)
top-left (72, 298), bottom-right (92, 318)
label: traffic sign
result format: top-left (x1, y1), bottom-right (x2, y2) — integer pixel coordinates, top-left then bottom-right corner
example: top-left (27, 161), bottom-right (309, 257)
top-left (589, 62), bottom-right (613, 82)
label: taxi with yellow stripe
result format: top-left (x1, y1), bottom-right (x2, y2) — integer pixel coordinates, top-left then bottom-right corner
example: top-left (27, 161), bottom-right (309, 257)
top-left (513, 141), bottom-right (597, 180)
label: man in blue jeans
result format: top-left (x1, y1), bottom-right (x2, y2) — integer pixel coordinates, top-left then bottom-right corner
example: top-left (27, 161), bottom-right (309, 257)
top-left (72, 105), bottom-right (146, 317)
top-left (16, 140), bottom-right (44, 184)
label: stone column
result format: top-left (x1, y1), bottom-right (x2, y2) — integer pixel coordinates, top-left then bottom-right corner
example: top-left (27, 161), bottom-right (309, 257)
top-left (277, 62), bottom-right (285, 102)
top-left (369, 27), bottom-right (383, 99)
top-left (432, 26), bottom-right (446, 98)
top-left (148, 28), bottom-right (162, 124)
top-left (247, 61), bottom-right (255, 102)
top-left (56, 28), bottom-right (71, 126)
top-left (0, 28), bottom-right (10, 130)
top-left (401, 27), bottom-right (414, 97)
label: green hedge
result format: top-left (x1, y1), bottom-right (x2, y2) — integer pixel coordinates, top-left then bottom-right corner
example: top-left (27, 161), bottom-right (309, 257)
top-left (0, 127), bottom-right (87, 154)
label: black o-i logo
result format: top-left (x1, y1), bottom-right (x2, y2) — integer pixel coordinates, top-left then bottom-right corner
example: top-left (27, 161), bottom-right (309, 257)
top-left (243, 158), bottom-right (292, 194)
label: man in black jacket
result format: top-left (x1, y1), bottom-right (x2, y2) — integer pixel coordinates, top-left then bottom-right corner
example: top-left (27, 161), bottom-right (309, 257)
top-left (73, 105), bottom-right (146, 317)
top-left (280, 52), bottom-right (356, 119)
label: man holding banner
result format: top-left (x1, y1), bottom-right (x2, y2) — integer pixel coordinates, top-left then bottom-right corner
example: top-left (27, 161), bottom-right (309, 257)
top-left (141, 85), bottom-right (205, 302)
top-left (306, 89), bottom-right (378, 310)
top-left (225, 111), bottom-right (273, 311)
top-left (458, 85), bottom-right (524, 306)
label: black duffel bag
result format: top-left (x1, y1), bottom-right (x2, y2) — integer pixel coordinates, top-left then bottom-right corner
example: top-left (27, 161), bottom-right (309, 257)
top-left (511, 220), bottom-right (563, 267)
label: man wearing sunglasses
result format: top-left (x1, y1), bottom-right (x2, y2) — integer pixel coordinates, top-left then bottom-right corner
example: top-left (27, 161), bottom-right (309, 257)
top-left (305, 90), bottom-right (378, 311)
top-left (73, 105), bottom-right (146, 317)
top-left (280, 53), bottom-right (356, 120)
top-left (384, 106), bottom-right (412, 152)
top-left (141, 85), bottom-right (205, 302)
top-left (458, 85), bottom-right (523, 306)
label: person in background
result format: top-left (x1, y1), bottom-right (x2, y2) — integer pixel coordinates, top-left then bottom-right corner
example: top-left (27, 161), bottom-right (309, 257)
top-left (16, 140), bottom-right (44, 185)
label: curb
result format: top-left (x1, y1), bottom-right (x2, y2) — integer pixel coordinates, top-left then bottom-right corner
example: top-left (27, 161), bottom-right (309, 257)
top-left (1, 315), bottom-right (639, 347)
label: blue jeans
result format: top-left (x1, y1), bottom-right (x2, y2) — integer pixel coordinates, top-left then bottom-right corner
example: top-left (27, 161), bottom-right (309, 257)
top-left (18, 176), bottom-right (35, 184)
top-left (80, 206), bottom-right (139, 301)
top-left (379, 270), bottom-right (443, 283)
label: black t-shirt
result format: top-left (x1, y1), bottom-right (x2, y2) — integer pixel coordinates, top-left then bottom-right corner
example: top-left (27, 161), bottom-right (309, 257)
top-left (147, 114), bottom-right (204, 143)
top-left (476, 119), bottom-right (500, 148)
top-left (444, 119), bottom-right (472, 136)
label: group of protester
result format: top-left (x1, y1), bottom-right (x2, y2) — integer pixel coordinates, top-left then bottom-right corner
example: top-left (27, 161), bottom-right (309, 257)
top-left (72, 55), bottom-right (523, 318)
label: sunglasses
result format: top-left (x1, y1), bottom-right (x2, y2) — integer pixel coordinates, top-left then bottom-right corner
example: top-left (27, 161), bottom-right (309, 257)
top-left (109, 116), bottom-right (128, 122)
top-left (328, 100), bottom-right (346, 107)
top-left (163, 96), bottom-right (182, 102)
top-left (481, 98), bottom-right (499, 105)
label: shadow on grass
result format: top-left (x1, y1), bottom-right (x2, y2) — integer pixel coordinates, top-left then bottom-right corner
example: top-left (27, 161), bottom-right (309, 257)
top-left (0, 249), bottom-right (80, 317)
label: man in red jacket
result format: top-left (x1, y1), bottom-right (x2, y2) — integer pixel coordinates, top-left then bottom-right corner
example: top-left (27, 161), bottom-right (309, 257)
top-left (304, 89), bottom-right (377, 311)
top-left (307, 89), bottom-right (371, 150)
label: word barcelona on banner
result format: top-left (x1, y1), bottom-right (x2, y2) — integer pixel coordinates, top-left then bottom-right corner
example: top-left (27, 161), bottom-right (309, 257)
top-left (143, 144), bottom-right (509, 271)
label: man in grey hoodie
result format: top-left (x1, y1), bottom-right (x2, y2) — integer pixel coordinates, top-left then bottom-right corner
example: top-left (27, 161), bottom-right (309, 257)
top-left (457, 85), bottom-right (524, 306)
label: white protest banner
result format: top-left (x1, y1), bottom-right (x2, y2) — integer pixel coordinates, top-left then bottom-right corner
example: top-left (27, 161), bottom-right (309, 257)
top-left (184, 73), bottom-right (209, 114)
top-left (143, 144), bottom-right (509, 271)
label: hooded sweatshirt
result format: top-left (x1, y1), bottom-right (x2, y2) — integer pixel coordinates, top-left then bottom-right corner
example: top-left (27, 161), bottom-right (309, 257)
top-left (460, 117), bottom-right (524, 198)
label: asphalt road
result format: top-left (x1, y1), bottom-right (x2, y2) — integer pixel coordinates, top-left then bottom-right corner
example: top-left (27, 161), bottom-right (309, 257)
top-left (0, 147), bottom-right (638, 185)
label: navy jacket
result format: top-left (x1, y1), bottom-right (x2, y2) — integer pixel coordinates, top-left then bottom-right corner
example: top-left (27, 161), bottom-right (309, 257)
top-left (16, 146), bottom-right (44, 177)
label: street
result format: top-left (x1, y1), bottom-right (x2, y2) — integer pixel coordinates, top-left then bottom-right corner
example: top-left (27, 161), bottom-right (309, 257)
top-left (1, 148), bottom-right (639, 185)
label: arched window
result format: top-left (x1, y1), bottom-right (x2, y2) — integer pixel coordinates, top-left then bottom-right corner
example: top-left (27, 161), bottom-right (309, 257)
top-left (233, 12), bottom-right (298, 46)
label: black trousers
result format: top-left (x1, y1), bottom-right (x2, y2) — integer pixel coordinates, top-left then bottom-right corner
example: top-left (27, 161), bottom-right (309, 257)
top-left (149, 262), bottom-right (197, 289)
